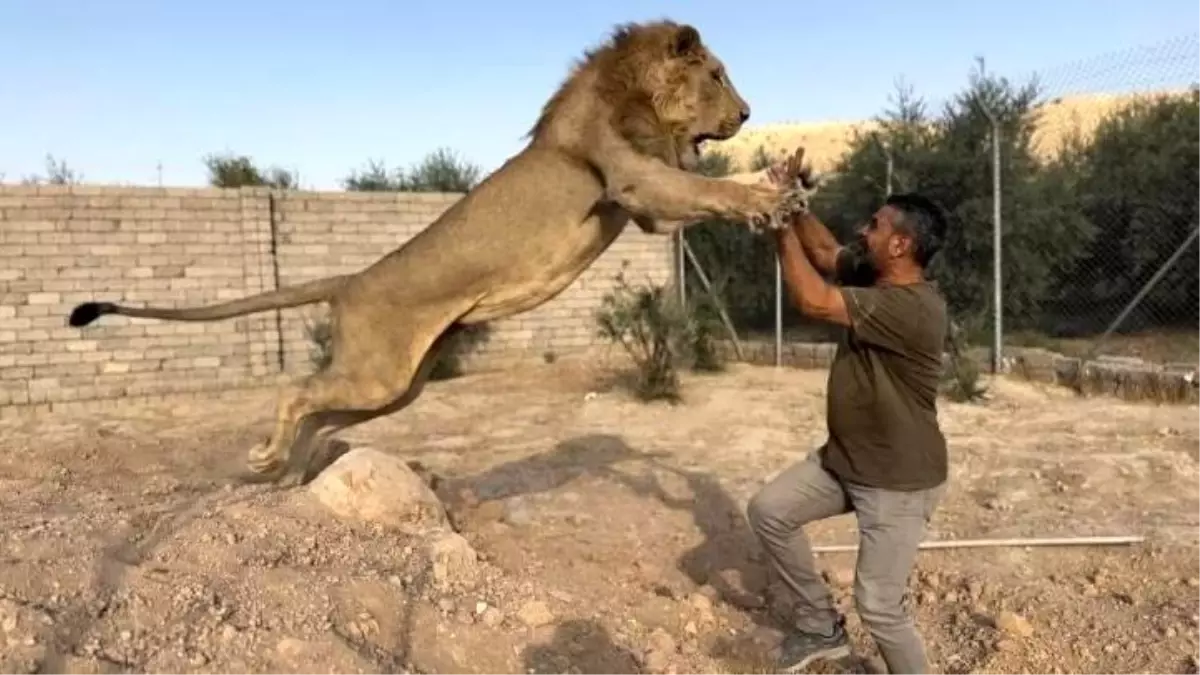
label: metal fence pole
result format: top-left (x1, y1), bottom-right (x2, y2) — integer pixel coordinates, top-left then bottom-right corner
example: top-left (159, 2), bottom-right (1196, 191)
top-left (976, 57), bottom-right (1004, 374)
top-left (681, 237), bottom-right (745, 361)
top-left (1084, 225), bottom-right (1200, 362)
top-left (676, 229), bottom-right (686, 307)
top-left (884, 141), bottom-right (894, 197)
top-left (990, 116), bottom-right (1003, 373)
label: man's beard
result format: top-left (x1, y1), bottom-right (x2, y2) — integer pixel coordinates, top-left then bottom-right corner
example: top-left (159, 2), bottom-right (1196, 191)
top-left (835, 237), bottom-right (879, 287)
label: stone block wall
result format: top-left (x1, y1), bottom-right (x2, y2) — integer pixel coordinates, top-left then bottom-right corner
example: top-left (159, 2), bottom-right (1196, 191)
top-left (0, 184), bottom-right (675, 414)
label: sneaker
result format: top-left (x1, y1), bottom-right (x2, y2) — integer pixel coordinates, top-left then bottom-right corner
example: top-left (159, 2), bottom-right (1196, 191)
top-left (777, 618), bottom-right (851, 673)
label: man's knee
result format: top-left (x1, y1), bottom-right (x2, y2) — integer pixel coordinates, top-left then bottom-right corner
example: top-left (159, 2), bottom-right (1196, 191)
top-left (746, 488), bottom-right (786, 536)
top-left (853, 575), bottom-right (910, 632)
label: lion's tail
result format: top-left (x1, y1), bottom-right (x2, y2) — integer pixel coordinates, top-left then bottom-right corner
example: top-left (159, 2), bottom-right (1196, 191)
top-left (68, 275), bottom-right (349, 328)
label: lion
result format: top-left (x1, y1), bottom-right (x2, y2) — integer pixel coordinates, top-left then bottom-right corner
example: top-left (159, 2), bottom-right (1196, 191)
top-left (67, 20), bottom-right (793, 486)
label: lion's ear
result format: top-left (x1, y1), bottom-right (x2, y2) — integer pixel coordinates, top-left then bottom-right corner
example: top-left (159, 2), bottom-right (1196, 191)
top-left (670, 24), bottom-right (702, 57)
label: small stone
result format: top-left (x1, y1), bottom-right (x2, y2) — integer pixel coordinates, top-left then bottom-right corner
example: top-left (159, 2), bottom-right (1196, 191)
top-left (426, 531), bottom-right (480, 590)
top-left (826, 568), bottom-right (855, 588)
top-left (943, 591), bottom-right (959, 603)
top-left (517, 600), bottom-right (554, 628)
top-left (1186, 577), bottom-right (1199, 588)
top-left (1104, 643), bottom-right (1118, 654)
top-left (475, 601), bottom-right (488, 615)
top-left (481, 607), bottom-right (504, 627)
top-left (688, 593), bottom-right (713, 612)
top-left (119, 630), bottom-right (132, 641)
top-left (1163, 626), bottom-right (1177, 638)
top-left (438, 598), bottom-right (457, 614)
top-left (502, 501), bottom-right (534, 527)
top-left (684, 621), bottom-right (698, 635)
top-left (995, 611), bottom-right (1034, 638)
top-left (640, 628), bottom-right (677, 673)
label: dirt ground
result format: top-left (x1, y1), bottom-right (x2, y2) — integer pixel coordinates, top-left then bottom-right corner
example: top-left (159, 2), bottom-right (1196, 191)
top-left (1, 358), bottom-right (1198, 674)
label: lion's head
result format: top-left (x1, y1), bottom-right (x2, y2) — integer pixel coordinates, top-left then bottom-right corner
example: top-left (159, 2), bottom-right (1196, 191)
top-left (531, 20), bottom-right (751, 171)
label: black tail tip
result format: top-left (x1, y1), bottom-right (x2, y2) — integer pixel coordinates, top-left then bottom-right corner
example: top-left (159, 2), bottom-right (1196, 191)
top-left (68, 301), bottom-right (116, 327)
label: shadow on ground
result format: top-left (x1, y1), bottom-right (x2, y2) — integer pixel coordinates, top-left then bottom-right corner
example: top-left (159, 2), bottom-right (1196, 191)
top-left (443, 434), bottom-right (773, 600)
top-left (429, 434), bottom-right (788, 656)
top-left (521, 618), bottom-right (640, 674)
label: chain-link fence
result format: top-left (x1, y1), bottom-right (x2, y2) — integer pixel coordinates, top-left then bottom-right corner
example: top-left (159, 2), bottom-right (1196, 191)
top-left (679, 32), bottom-right (1199, 371)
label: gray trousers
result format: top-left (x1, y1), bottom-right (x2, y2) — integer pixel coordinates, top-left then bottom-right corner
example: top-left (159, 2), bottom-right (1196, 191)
top-left (746, 449), bottom-right (945, 674)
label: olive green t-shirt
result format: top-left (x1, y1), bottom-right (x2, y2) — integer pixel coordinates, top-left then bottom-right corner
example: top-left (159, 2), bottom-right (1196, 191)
top-left (820, 280), bottom-right (949, 491)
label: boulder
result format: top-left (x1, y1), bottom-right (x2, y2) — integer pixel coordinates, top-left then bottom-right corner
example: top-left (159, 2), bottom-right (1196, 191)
top-left (308, 447), bottom-right (448, 533)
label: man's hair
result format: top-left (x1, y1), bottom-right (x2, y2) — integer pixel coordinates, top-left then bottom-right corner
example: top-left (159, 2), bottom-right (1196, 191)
top-left (885, 192), bottom-right (949, 268)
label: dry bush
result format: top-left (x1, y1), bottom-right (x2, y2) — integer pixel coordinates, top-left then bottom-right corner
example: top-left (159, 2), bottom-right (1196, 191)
top-left (595, 264), bottom-right (728, 402)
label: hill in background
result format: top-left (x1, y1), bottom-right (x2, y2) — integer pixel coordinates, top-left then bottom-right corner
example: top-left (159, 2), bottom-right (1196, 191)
top-left (705, 90), bottom-right (1190, 173)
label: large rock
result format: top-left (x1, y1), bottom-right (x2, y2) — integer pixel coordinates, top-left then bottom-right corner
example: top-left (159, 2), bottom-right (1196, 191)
top-left (308, 447), bottom-right (448, 533)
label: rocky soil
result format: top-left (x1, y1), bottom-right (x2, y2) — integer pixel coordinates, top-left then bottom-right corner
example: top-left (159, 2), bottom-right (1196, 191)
top-left (1, 359), bottom-right (1197, 674)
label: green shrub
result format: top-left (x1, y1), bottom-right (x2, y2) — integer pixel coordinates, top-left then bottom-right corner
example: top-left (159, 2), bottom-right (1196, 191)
top-left (595, 265), bottom-right (729, 402)
top-left (687, 281), bottom-right (728, 373)
top-left (940, 318), bottom-right (988, 403)
top-left (304, 315), bottom-right (334, 371)
top-left (428, 323), bottom-right (492, 381)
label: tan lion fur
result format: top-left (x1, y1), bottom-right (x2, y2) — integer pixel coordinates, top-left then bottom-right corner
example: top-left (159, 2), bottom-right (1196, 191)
top-left (66, 19), bottom-right (790, 485)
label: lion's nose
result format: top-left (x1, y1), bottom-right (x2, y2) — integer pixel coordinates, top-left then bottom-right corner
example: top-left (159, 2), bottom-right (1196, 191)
top-left (739, 107), bottom-right (750, 123)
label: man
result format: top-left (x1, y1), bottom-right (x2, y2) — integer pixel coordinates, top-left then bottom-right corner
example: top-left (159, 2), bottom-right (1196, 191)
top-left (744, 150), bottom-right (951, 674)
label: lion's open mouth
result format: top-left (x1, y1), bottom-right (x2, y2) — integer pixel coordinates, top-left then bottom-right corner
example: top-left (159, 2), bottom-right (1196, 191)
top-left (692, 132), bottom-right (719, 156)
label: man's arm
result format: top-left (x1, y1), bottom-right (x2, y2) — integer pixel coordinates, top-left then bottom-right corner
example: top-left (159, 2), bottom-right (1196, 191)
top-left (785, 210), bottom-right (843, 277)
top-left (773, 224), bottom-right (851, 327)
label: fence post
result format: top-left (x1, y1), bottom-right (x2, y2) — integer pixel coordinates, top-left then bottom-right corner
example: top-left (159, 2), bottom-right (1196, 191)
top-left (975, 58), bottom-right (1005, 374)
top-left (681, 237), bottom-right (745, 361)
top-left (990, 115), bottom-right (1003, 373)
top-left (884, 140), bottom-right (894, 197)
top-left (675, 229), bottom-right (686, 307)
top-left (1084, 225), bottom-right (1200, 362)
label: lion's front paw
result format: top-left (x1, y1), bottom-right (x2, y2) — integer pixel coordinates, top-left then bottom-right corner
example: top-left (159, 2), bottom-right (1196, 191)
top-left (733, 182), bottom-right (787, 224)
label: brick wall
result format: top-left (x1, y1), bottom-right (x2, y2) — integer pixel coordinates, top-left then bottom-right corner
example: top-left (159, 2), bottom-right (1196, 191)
top-left (0, 184), bottom-right (675, 414)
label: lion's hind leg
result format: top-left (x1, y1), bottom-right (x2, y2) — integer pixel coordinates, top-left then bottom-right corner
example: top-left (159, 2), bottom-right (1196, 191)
top-left (268, 326), bottom-right (458, 486)
top-left (243, 295), bottom-right (472, 486)
top-left (244, 366), bottom-right (399, 483)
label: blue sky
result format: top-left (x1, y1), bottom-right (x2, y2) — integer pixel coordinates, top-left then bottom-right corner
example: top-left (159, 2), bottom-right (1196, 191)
top-left (2, 0), bottom-right (1197, 189)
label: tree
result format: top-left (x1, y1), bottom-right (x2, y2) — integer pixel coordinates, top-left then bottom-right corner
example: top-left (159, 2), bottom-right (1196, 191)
top-left (203, 153), bottom-right (299, 189)
top-left (343, 147), bottom-right (482, 193)
top-left (1043, 88), bottom-right (1199, 334)
top-left (809, 72), bottom-right (1095, 339)
top-left (22, 154), bottom-right (83, 185)
top-left (341, 159), bottom-right (406, 191)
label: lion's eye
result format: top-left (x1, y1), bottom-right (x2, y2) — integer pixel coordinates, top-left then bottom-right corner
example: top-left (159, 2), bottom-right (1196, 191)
top-left (711, 70), bottom-right (723, 82)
